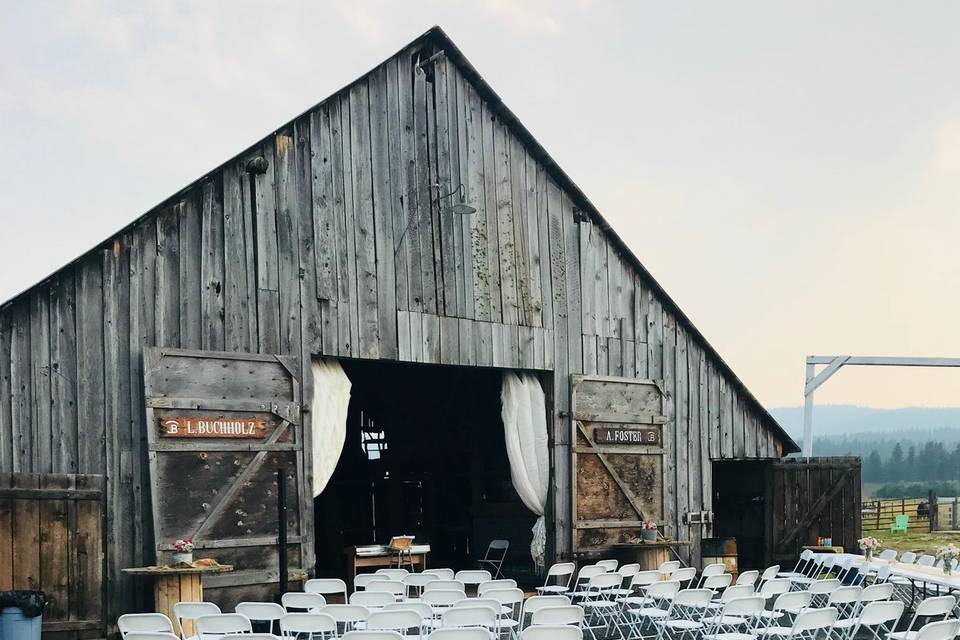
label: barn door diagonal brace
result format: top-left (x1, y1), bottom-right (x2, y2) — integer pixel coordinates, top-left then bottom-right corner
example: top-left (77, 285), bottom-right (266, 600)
top-left (776, 466), bottom-right (856, 552)
top-left (190, 419), bottom-right (292, 541)
top-left (576, 421), bottom-right (648, 522)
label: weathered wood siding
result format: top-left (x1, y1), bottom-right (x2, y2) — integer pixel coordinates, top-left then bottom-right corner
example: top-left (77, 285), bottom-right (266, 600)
top-left (0, 30), bottom-right (789, 620)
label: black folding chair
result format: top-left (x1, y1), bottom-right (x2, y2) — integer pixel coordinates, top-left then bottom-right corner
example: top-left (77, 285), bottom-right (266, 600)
top-left (478, 539), bottom-right (510, 578)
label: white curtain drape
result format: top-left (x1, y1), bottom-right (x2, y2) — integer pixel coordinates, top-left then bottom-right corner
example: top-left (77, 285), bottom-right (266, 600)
top-left (501, 371), bottom-right (550, 570)
top-left (310, 358), bottom-right (352, 497)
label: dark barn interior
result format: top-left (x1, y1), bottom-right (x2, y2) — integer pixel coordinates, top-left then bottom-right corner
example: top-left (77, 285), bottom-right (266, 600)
top-left (313, 361), bottom-right (538, 583)
top-left (712, 460), bottom-right (769, 570)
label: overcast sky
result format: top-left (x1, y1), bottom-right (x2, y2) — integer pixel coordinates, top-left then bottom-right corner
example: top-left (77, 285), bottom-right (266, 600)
top-left (2, 1), bottom-right (959, 412)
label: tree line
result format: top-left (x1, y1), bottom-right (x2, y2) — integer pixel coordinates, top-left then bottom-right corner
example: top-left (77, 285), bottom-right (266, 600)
top-left (863, 441), bottom-right (960, 483)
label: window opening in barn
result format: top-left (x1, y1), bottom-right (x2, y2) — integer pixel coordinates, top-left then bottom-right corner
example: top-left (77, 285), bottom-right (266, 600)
top-left (313, 359), bottom-right (542, 586)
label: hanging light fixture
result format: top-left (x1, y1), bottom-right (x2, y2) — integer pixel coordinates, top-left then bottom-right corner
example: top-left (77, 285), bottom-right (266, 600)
top-left (433, 182), bottom-right (477, 216)
top-left (393, 182), bottom-right (477, 254)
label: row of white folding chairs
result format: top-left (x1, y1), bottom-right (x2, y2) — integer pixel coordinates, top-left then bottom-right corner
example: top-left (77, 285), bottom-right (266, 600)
top-left (127, 630), bottom-right (584, 640)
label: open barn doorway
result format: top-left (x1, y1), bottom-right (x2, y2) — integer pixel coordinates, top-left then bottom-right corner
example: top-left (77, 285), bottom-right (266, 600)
top-left (711, 461), bottom-right (769, 570)
top-left (313, 360), bottom-right (541, 585)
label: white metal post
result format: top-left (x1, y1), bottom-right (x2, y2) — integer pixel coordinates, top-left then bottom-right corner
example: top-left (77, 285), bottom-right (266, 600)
top-left (802, 361), bottom-right (815, 458)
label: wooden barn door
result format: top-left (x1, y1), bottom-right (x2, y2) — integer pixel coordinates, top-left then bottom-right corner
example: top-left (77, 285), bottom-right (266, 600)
top-left (0, 473), bottom-right (105, 639)
top-left (767, 457), bottom-right (861, 565)
top-left (571, 375), bottom-right (667, 551)
top-left (144, 348), bottom-right (307, 608)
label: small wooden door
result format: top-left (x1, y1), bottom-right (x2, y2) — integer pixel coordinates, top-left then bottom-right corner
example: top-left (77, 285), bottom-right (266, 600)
top-left (767, 457), bottom-right (861, 565)
top-left (571, 375), bottom-right (667, 551)
top-left (144, 347), bottom-right (308, 608)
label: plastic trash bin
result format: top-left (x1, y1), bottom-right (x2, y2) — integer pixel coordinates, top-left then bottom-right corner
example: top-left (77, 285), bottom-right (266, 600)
top-left (0, 591), bottom-right (45, 640)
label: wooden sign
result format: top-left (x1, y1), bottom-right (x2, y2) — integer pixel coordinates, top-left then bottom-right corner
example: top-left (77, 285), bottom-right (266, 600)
top-left (159, 416), bottom-right (268, 439)
top-left (594, 426), bottom-right (661, 446)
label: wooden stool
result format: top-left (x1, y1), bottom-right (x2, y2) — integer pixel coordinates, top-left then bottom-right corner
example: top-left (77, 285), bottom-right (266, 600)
top-left (388, 536), bottom-right (415, 571)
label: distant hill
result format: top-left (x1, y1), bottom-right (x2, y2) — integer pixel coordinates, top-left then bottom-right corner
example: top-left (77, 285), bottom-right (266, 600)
top-left (769, 405), bottom-right (960, 440)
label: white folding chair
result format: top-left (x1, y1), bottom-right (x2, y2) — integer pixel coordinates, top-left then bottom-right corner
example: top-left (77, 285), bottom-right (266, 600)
top-left (825, 585), bottom-right (862, 622)
top-left (421, 589), bottom-right (468, 617)
top-left (702, 574), bottom-right (733, 593)
top-left (194, 614), bottom-right (252, 639)
top-left (889, 595), bottom-right (956, 640)
top-left (833, 599), bottom-right (903, 640)
top-left (351, 591), bottom-right (397, 609)
top-left (281, 592), bottom-right (326, 612)
top-left (624, 579), bottom-right (681, 639)
top-left (597, 559), bottom-right (619, 572)
top-left (781, 607), bottom-right (840, 640)
top-left (376, 569), bottom-right (411, 581)
top-left (306, 578), bottom-right (349, 603)
top-left (756, 590), bottom-right (812, 633)
top-left (736, 570), bottom-right (759, 587)
top-left (697, 563), bottom-right (727, 588)
top-left (778, 550), bottom-right (814, 579)
top-left (702, 595), bottom-right (765, 639)
top-left (426, 580), bottom-right (467, 593)
top-left (355, 574), bottom-right (380, 590)
top-left (172, 602), bottom-right (220, 638)
top-left (119, 613), bottom-right (175, 638)
top-left (529, 604), bottom-right (584, 627)
top-left (366, 580), bottom-right (406, 601)
top-left (279, 612), bottom-right (337, 639)
top-left (478, 579), bottom-right (518, 596)
top-left (522, 626), bottom-right (583, 639)
top-left (758, 578), bottom-right (791, 603)
top-left (124, 634), bottom-right (180, 640)
top-left (455, 570), bottom-right (492, 588)
top-left (611, 564), bottom-right (641, 599)
top-left (571, 565), bottom-right (608, 601)
top-left (537, 562), bottom-right (576, 595)
top-left (485, 588), bottom-right (525, 639)
top-left (521, 596), bottom-right (573, 628)
top-left (659, 561), bottom-right (681, 574)
top-left (235, 602), bottom-right (285, 635)
top-left (912, 620), bottom-right (960, 640)
top-left (670, 567), bottom-right (697, 588)
top-left (617, 570), bottom-right (664, 611)
top-left (758, 565), bottom-right (781, 588)
top-left (403, 573), bottom-right (434, 598)
top-left (427, 629), bottom-right (492, 640)
top-left (221, 635), bottom-right (279, 640)
top-left (652, 588), bottom-right (714, 640)
top-left (859, 582), bottom-right (893, 604)
top-left (319, 604), bottom-right (371, 635)
top-left (579, 572), bottom-right (624, 640)
top-left (878, 549), bottom-right (897, 561)
top-left (917, 555), bottom-right (936, 568)
top-left (440, 605), bottom-right (498, 632)
top-left (808, 578), bottom-right (841, 607)
top-left (478, 540), bottom-right (510, 579)
top-left (706, 583), bottom-right (754, 611)
top-left (423, 568), bottom-right (456, 580)
top-left (366, 609), bottom-right (422, 636)
top-left (341, 632), bottom-right (403, 640)
top-left (384, 602), bottom-right (434, 636)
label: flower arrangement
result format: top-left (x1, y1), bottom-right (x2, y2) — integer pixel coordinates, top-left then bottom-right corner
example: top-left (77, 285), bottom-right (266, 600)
top-left (172, 539), bottom-right (194, 553)
top-left (171, 538), bottom-right (195, 564)
top-left (640, 520), bottom-right (658, 541)
top-left (858, 536), bottom-right (882, 560)
top-left (936, 543), bottom-right (959, 575)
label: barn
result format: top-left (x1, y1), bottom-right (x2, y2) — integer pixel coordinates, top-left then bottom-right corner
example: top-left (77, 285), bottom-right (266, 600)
top-left (0, 26), bottom-right (860, 637)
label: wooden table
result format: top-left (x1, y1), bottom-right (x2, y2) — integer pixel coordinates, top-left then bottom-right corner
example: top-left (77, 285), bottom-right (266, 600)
top-left (123, 564), bottom-right (233, 637)
top-left (802, 545), bottom-right (844, 553)
top-left (346, 546), bottom-right (429, 591)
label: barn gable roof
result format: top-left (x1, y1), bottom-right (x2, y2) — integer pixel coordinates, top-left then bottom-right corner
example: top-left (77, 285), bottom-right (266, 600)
top-left (1, 25), bottom-right (799, 453)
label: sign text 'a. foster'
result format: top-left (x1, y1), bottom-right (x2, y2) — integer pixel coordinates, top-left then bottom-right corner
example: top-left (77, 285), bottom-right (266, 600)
top-left (159, 416), bottom-right (268, 438)
top-left (594, 426), bottom-right (661, 446)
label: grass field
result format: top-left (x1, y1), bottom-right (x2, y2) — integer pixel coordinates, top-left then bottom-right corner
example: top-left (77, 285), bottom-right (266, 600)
top-left (862, 527), bottom-right (960, 555)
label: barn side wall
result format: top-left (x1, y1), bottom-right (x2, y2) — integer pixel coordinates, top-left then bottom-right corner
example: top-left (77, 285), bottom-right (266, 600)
top-left (0, 38), bottom-right (785, 621)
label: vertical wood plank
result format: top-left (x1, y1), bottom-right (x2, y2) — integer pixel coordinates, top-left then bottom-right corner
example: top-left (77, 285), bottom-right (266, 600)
top-left (480, 100), bottom-right (502, 322)
top-left (0, 495), bottom-right (12, 590)
top-left (662, 310), bottom-right (677, 539)
top-left (12, 474), bottom-right (40, 590)
top-left (0, 313), bottom-right (12, 471)
top-left (433, 57), bottom-right (460, 318)
top-left (51, 275), bottom-right (78, 473)
top-left (510, 136), bottom-right (532, 326)
top-left (200, 178), bottom-right (226, 351)
top-left (10, 301), bottom-right (33, 472)
top-left (413, 59), bottom-right (438, 315)
top-left (29, 288), bottom-right (51, 474)
top-left (156, 206), bottom-right (181, 348)
top-left (75, 261), bottom-right (105, 474)
top-left (274, 131), bottom-right (304, 357)
top-left (177, 193), bottom-right (202, 350)
top-left (223, 162), bottom-right (256, 352)
top-left (370, 64), bottom-right (399, 360)
top-left (494, 119), bottom-right (519, 324)
top-left (561, 193), bottom-right (583, 374)
top-left (253, 142), bottom-right (281, 354)
top-left (336, 94), bottom-right (360, 357)
top-left (349, 81), bottom-right (380, 359)
top-left (675, 328), bottom-right (690, 558)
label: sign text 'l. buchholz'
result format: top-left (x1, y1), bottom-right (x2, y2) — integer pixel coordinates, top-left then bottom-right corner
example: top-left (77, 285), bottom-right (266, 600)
top-left (159, 416), bottom-right (268, 438)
